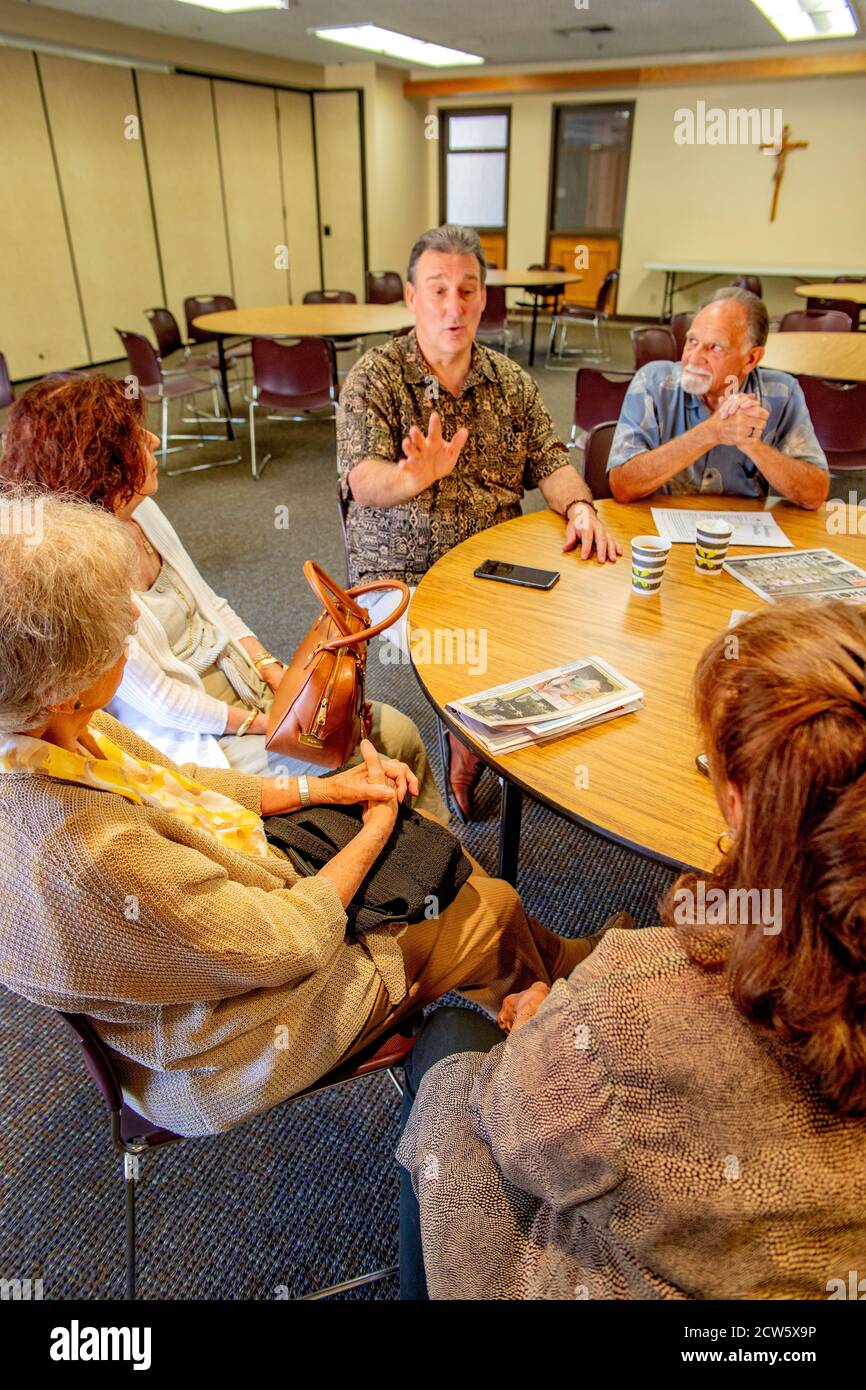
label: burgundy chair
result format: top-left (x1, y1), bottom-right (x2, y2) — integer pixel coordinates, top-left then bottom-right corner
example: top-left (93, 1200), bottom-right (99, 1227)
top-left (476, 284), bottom-right (513, 355)
top-left (515, 261), bottom-right (566, 323)
top-left (803, 296), bottom-right (861, 330)
top-left (630, 325), bottom-right (678, 370)
top-left (365, 271), bottom-right (404, 305)
top-left (547, 270), bottom-right (619, 368)
top-left (731, 275), bottom-right (763, 298)
top-left (797, 375), bottom-right (866, 472)
top-left (303, 290), bottom-right (362, 363)
top-left (144, 307), bottom-right (222, 375)
top-left (115, 328), bottom-right (242, 475)
top-left (670, 312), bottom-right (692, 358)
top-left (0, 350), bottom-right (13, 443)
top-left (248, 336), bottom-right (336, 480)
top-left (779, 309), bottom-right (853, 333)
top-left (59, 1009), bottom-right (419, 1300)
top-left (569, 367), bottom-right (632, 449)
top-left (582, 421), bottom-right (618, 500)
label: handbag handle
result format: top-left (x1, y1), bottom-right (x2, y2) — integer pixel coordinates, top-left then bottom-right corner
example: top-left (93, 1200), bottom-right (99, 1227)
top-left (303, 561), bottom-right (411, 652)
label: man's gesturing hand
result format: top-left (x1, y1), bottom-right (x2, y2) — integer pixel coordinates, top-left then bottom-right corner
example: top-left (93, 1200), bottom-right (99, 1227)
top-left (399, 410), bottom-right (469, 494)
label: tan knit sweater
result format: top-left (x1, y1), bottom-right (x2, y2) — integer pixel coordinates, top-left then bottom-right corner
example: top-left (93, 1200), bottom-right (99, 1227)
top-left (397, 926), bottom-right (866, 1299)
top-left (0, 714), bottom-right (407, 1136)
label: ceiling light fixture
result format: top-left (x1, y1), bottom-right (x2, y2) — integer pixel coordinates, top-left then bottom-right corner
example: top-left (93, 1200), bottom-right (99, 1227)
top-left (0, 33), bottom-right (173, 72)
top-left (750, 0), bottom-right (858, 41)
top-left (310, 24), bottom-right (484, 67)
top-left (175, 0), bottom-right (290, 12)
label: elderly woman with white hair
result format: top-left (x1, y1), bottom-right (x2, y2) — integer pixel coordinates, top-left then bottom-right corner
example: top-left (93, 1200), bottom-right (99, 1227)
top-left (0, 492), bottom-right (589, 1137)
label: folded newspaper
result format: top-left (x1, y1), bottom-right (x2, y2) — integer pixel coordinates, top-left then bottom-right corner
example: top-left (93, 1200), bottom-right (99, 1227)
top-left (446, 657), bottom-right (643, 754)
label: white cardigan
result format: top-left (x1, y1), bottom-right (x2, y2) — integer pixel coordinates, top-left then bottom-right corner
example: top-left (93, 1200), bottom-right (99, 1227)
top-left (108, 498), bottom-right (256, 768)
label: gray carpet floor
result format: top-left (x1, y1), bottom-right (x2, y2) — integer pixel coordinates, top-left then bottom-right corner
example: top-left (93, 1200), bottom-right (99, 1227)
top-left (1, 323), bottom-right (862, 1301)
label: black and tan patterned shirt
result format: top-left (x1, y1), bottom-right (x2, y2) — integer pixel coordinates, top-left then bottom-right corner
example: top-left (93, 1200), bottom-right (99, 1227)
top-left (337, 330), bottom-right (570, 585)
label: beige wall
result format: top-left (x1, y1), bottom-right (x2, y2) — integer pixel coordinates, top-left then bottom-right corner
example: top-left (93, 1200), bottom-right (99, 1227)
top-left (426, 72), bottom-right (866, 318)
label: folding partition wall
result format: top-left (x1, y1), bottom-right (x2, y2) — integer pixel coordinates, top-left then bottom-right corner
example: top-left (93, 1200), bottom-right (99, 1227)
top-left (0, 48), bottom-right (367, 380)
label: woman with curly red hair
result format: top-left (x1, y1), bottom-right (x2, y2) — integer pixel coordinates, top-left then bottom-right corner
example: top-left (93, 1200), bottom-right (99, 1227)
top-left (0, 373), bottom-right (446, 814)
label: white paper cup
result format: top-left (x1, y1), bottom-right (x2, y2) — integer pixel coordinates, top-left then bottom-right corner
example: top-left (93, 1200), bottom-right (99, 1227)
top-left (631, 535), bottom-right (671, 595)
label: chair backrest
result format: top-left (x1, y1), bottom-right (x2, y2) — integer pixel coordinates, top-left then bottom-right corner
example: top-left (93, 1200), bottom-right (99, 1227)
top-left (803, 296), bottom-right (860, 328)
top-left (833, 275), bottom-right (866, 282)
top-left (583, 421), bottom-right (617, 499)
top-left (0, 351), bottom-right (14, 410)
top-left (116, 328), bottom-right (162, 390)
top-left (365, 271), bottom-right (403, 304)
top-left (630, 325), bottom-right (677, 370)
top-left (595, 269), bottom-right (619, 315)
top-left (797, 375), bottom-right (866, 462)
top-left (479, 284), bottom-right (508, 330)
top-left (670, 312), bottom-right (692, 357)
top-left (184, 294), bottom-right (237, 344)
top-left (573, 367), bottom-right (632, 435)
top-left (303, 289), bottom-right (357, 305)
top-left (144, 307), bottom-right (184, 358)
top-left (779, 309), bottom-right (853, 333)
top-left (731, 275), bottom-right (763, 298)
top-left (60, 1011), bottom-right (124, 1115)
top-left (527, 262), bottom-right (566, 301)
top-left (252, 336), bottom-right (334, 402)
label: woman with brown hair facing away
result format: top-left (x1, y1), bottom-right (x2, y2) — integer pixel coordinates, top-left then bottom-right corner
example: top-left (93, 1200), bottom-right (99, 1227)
top-left (398, 600), bottom-right (866, 1299)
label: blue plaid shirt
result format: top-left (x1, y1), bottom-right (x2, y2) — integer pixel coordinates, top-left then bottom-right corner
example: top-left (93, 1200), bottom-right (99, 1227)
top-left (607, 362), bottom-right (827, 496)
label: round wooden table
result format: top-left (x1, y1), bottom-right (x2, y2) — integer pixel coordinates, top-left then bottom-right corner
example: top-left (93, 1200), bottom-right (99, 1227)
top-left (486, 269), bottom-right (583, 366)
top-left (192, 303), bottom-right (415, 439)
top-left (761, 331), bottom-right (866, 382)
top-left (794, 282), bottom-right (866, 305)
top-left (408, 495), bottom-right (864, 882)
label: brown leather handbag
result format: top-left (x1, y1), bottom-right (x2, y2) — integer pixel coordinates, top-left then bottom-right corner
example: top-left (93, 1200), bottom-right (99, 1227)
top-left (266, 561), bottom-right (411, 768)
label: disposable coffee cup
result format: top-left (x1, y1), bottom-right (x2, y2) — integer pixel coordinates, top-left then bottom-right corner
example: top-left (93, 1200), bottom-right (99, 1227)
top-left (695, 519), bottom-right (733, 575)
top-left (631, 534), bottom-right (671, 596)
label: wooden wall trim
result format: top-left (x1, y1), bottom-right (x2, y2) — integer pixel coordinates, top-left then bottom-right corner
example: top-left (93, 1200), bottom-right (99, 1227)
top-left (404, 50), bottom-right (866, 98)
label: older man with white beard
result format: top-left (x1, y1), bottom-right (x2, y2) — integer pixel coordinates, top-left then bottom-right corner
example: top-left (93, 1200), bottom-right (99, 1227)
top-left (607, 287), bottom-right (828, 509)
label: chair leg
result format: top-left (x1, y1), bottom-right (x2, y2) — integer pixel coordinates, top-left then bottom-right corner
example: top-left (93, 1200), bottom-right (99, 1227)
top-left (161, 397), bottom-right (168, 472)
top-left (124, 1153), bottom-right (137, 1301)
top-left (298, 1264), bottom-right (399, 1301)
top-left (249, 397), bottom-right (257, 479)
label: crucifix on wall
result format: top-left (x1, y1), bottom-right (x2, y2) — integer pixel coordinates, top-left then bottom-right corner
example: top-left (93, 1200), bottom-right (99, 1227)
top-left (758, 123), bottom-right (809, 223)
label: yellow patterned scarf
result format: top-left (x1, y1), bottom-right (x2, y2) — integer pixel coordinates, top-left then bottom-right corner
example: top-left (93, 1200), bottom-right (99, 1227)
top-left (0, 724), bottom-right (270, 857)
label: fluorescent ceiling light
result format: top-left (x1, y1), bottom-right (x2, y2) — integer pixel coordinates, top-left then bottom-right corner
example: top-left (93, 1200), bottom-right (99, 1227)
top-left (311, 24), bottom-right (484, 67)
top-left (0, 33), bottom-right (173, 71)
top-left (175, 0), bottom-right (290, 11)
top-left (750, 0), bottom-right (858, 40)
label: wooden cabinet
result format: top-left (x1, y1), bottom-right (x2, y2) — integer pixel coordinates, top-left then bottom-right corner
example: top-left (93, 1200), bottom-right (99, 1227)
top-left (546, 234), bottom-right (619, 311)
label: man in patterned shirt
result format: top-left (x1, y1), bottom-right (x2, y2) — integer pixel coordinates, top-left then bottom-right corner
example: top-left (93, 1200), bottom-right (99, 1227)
top-left (607, 287), bottom-right (828, 506)
top-left (337, 224), bottom-right (620, 818)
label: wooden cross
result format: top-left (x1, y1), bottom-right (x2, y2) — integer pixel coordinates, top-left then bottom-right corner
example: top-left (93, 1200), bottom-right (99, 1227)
top-left (758, 123), bottom-right (809, 223)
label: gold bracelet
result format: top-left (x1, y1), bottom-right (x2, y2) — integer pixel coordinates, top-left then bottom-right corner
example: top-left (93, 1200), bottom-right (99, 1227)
top-left (252, 651), bottom-right (281, 671)
top-left (236, 709), bottom-right (257, 737)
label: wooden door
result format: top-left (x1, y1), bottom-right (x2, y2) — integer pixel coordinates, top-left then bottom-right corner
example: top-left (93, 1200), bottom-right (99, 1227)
top-left (547, 234), bottom-right (620, 311)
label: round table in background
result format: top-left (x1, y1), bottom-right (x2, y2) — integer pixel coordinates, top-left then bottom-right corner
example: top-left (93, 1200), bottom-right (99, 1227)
top-left (761, 331), bottom-right (866, 382)
top-left (486, 269), bottom-right (583, 366)
top-left (794, 282), bottom-right (866, 306)
top-left (193, 303), bottom-right (415, 438)
top-left (408, 495), bottom-right (864, 884)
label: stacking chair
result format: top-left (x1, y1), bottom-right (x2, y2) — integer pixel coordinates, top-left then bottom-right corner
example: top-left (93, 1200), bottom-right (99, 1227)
top-left (144, 307), bottom-right (224, 419)
top-left (778, 309), bottom-right (853, 333)
top-left (731, 275), bottom-right (763, 298)
top-left (115, 329), bottom-right (242, 476)
top-left (514, 263), bottom-right (566, 340)
top-left (365, 271), bottom-right (404, 305)
top-left (670, 312), bottom-right (692, 357)
top-left (797, 376), bottom-right (866, 472)
top-left (630, 325), bottom-right (678, 370)
top-left (0, 351), bottom-right (13, 445)
top-left (303, 290), bottom-right (363, 369)
top-left (582, 421), bottom-right (618, 499)
top-left (59, 1008), bottom-right (419, 1301)
top-left (248, 336), bottom-right (336, 480)
top-left (568, 367), bottom-right (632, 450)
top-left (546, 270), bottom-right (619, 368)
top-left (802, 295), bottom-right (861, 330)
top-left (475, 285), bottom-right (513, 355)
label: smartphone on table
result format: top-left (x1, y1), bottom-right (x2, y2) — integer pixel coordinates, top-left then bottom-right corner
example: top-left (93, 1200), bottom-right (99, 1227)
top-left (473, 559), bottom-right (560, 591)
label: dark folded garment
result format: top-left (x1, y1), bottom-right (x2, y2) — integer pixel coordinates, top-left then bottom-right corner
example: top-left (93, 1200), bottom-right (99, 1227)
top-left (264, 803), bottom-right (472, 937)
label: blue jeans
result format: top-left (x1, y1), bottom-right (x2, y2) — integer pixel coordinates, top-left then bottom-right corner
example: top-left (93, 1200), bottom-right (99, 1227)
top-left (398, 1006), bottom-right (503, 1300)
